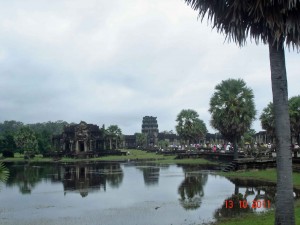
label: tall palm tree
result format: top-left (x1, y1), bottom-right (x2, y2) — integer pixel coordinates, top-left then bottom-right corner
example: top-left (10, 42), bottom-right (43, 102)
top-left (106, 125), bottom-right (122, 150)
top-left (184, 1), bottom-right (299, 224)
top-left (209, 78), bottom-right (256, 159)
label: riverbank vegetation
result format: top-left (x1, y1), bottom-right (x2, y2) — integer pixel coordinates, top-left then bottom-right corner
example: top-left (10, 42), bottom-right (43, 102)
top-left (0, 149), bottom-right (216, 165)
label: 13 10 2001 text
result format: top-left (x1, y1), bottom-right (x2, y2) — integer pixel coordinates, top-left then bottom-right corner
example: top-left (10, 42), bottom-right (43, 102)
top-left (225, 200), bottom-right (271, 209)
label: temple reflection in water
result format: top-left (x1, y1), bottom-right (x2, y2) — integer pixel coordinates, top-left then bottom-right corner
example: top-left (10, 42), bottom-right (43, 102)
top-left (49, 163), bottom-right (124, 197)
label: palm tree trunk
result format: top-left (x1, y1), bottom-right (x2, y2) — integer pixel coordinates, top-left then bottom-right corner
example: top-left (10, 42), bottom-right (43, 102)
top-left (109, 139), bottom-right (112, 150)
top-left (269, 39), bottom-right (295, 225)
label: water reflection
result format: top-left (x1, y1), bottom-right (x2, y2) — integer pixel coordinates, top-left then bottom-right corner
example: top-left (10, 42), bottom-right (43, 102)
top-left (5, 163), bottom-right (54, 194)
top-left (137, 165), bottom-right (160, 186)
top-left (213, 178), bottom-right (300, 222)
top-left (230, 179), bottom-right (277, 208)
top-left (0, 162), bottom-right (9, 191)
top-left (5, 162), bottom-right (124, 197)
top-left (1, 162), bottom-right (300, 225)
top-left (177, 171), bottom-right (208, 210)
top-left (214, 193), bottom-right (254, 220)
top-left (62, 164), bottom-right (106, 197)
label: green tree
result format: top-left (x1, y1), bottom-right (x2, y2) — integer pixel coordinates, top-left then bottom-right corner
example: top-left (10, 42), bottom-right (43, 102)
top-left (0, 133), bottom-right (17, 153)
top-left (135, 133), bottom-right (147, 148)
top-left (35, 129), bottom-right (52, 154)
top-left (209, 79), bottom-right (256, 159)
top-left (184, 1), bottom-right (299, 223)
top-left (162, 130), bottom-right (174, 134)
top-left (0, 120), bottom-right (23, 135)
top-left (14, 127), bottom-right (38, 154)
top-left (28, 120), bottom-right (70, 135)
top-left (158, 139), bottom-right (169, 150)
top-left (260, 102), bottom-right (275, 142)
top-left (106, 125), bottom-right (122, 150)
top-left (241, 128), bottom-right (256, 146)
top-left (175, 109), bottom-right (207, 146)
top-left (289, 96), bottom-right (300, 144)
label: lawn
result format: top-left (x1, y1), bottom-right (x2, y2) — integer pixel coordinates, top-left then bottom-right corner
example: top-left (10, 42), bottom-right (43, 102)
top-left (0, 149), bottom-right (216, 165)
top-left (219, 169), bottom-right (300, 188)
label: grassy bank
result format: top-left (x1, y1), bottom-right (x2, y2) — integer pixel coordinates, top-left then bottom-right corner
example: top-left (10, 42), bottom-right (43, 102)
top-left (218, 169), bottom-right (300, 189)
top-left (0, 149), bottom-right (216, 165)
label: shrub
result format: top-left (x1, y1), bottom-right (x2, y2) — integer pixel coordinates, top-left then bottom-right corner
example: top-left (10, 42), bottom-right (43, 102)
top-left (2, 150), bottom-right (14, 158)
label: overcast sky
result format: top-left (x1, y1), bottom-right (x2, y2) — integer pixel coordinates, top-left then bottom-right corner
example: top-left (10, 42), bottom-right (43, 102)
top-left (0, 0), bottom-right (299, 135)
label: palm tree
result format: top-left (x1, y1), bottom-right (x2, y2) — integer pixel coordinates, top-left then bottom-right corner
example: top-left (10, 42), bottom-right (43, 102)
top-left (261, 98), bottom-right (300, 144)
top-left (106, 125), bottom-right (122, 150)
top-left (209, 79), bottom-right (256, 159)
top-left (260, 102), bottom-right (276, 142)
top-left (184, 1), bottom-right (299, 224)
top-left (175, 109), bottom-right (207, 146)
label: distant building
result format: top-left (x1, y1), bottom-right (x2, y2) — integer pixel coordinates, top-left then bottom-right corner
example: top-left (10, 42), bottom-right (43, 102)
top-left (142, 116), bottom-right (159, 147)
top-left (52, 121), bottom-right (105, 154)
top-left (157, 133), bottom-right (179, 146)
top-left (205, 133), bottom-right (224, 144)
top-left (123, 135), bottom-right (136, 149)
top-left (254, 131), bottom-right (273, 144)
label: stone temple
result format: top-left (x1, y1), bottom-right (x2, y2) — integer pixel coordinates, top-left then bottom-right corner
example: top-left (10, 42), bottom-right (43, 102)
top-left (52, 121), bottom-right (105, 155)
top-left (142, 116), bottom-right (159, 147)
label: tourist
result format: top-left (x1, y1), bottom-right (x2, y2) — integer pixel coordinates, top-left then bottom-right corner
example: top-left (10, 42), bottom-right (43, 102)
top-left (226, 143), bottom-right (231, 151)
top-left (212, 145), bottom-right (217, 152)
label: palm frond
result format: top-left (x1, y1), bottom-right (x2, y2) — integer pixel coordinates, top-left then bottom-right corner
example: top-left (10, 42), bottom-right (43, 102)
top-left (185, 0), bottom-right (300, 48)
top-left (0, 162), bottom-right (9, 183)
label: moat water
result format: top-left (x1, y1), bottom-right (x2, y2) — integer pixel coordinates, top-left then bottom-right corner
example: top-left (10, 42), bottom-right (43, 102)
top-left (0, 162), bottom-right (297, 225)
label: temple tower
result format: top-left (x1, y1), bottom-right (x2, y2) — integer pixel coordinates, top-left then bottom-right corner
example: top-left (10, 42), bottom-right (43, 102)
top-left (142, 116), bottom-right (159, 147)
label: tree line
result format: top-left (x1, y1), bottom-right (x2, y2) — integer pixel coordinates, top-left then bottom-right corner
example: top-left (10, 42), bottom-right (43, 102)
top-left (0, 120), bottom-right (69, 155)
top-left (0, 120), bottom-right (124, 155)
top-left (260, 96), bottom-right (300, 144)
top-left (174, 79), bottom-right (300, 158)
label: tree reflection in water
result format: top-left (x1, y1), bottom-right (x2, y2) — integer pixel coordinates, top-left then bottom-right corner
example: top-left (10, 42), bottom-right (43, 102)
top-left (178, 171), bottom-right (208, 210)
top-left (0, 162), bottom-right (9, 190)
top-left (5, 163), bottom-right (49, 194)
top-left (228, 178), bottom-right (278, 210)
top-left (213, 178), bottom-right (300, 222)
top-left (214, 193), bottom-right (253, 220)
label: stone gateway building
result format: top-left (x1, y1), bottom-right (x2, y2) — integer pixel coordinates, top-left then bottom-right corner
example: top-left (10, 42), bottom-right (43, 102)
top-left (52, 121), bottom-right (105, 155)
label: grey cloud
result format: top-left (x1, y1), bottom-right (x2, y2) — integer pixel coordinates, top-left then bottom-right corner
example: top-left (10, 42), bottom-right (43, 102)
top-left (0, 0), bottom-right (299, 134)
